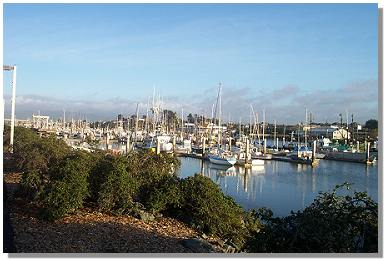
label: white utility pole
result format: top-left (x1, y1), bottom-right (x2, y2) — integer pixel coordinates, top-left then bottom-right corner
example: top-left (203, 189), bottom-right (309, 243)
top-left (3, 65), bottom-right (17, 153)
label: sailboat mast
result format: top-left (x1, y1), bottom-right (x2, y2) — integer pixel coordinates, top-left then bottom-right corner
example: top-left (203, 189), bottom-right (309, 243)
top-left (262, 109), bottom-right (266, 153)
top-left (134, 103), bottom-right (139, 146)
top-left (218, 83), bottom-right (222, 148)
top-left (145, 96), bottom-right (150, 135)
top-left (274, 119), bottom-right (277, 148)
top-left (305, 108), bottom-right (308, 147)
top-left (256, 112), bottom-right (260, 149)
top-left (181, 107), bottom-right (184, 139)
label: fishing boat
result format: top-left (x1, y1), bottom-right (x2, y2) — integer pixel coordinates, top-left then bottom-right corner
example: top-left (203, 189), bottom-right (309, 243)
top-left (288, 154), bottom-right (316, 165)
top-left (323, 150), bottom-right (376, 164)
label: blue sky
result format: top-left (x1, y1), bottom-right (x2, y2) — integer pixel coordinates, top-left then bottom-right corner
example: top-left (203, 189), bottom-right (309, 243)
top-left (3, 4), bottom-right (378, 123)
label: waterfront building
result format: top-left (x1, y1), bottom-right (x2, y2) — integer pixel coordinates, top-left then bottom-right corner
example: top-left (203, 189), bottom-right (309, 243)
top-left (32, 115), bottom-right (50, 130)
top-left (307, 127), bottom-right (351, 140)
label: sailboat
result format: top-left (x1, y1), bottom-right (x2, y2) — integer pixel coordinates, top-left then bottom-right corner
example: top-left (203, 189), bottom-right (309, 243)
top-left (250, 108), bottom-right (272, 160)
top-left (208, 83), bottom-right (237, 166)
top-left (208, 149), bottom-right (237, 166)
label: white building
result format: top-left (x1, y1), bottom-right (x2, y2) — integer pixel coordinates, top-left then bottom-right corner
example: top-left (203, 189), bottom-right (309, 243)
top-left (32, 115), bottom-right (50, 129)
top-left (306, 127), bottom-right (351, 140)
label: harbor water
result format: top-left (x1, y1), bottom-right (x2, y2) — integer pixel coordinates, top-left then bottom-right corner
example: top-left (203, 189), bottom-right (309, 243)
top-left (177, 157), bottom-right (378, 217)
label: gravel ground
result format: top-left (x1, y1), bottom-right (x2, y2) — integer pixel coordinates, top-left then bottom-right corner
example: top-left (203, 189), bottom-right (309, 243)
top-left (4, 171), bottom-right (222, 253)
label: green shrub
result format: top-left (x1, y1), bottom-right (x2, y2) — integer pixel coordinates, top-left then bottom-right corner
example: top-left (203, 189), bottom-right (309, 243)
top-left (16, 170), bottom-right (44, 200)
top-left (96, 155), bottom-right (138, 214)
top-left (127, 150), bottom-right (180, 203)
top-left (128, 150), bottom-right (180, 187)
top-left (86, 150), bottom-right (109, 201)
top-left (3, 125), bottom-right (10, 151)
top-left (244, 184), bottom-right (378, 253)
top-left (41, 151), bottom-right (92, 220)
top-left (144, 175), bottom-right (184, 214)
top-left (13, 127), bottom-right (70, 201)
top-left (181, 174), bottom-right (247, 248)
top-left (13, 127), bottom-right (70, 174)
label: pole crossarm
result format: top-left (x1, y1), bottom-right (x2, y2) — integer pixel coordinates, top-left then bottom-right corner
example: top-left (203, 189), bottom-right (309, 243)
top-left (3, 65), bottom-right (15, 71)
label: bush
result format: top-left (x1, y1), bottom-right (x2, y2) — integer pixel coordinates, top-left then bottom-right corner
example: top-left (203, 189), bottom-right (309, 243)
top-left (13, 127), bottom-right (70, 174)
top-left (181, 174), bottom-right (247, 248)
top-left (16, 170), bottom-right (44, 200)
top-left (128, 150), bottom-right (180, 184)
top-left (96, 155), bottom-right (138, 214)
top-left (245, 183), bottom-right (378, 253)
top-left (3, 125), bottom-right (10, 151)
top-left (13, 127), bottom-right (70, 201)
top-left (86, 151), bottom-right (110, 201)
top-left (127, 150), bottom-right (180, 202)
top-left (41, 151), bottom-right (93, 220)
top-left (144, 175), bottom-right (184, 214)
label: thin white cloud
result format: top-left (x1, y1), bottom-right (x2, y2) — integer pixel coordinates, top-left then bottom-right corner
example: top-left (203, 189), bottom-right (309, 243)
top-left (3, 79), bottom-right (378, 124)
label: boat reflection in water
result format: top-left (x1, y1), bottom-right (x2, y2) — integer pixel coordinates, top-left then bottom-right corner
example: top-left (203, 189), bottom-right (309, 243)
top-left (178, 157), bottom-right (378, 217)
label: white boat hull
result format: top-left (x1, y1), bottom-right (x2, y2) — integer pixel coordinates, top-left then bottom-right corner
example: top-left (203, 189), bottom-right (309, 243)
top-left (209, 156), bottom-right (236, 166)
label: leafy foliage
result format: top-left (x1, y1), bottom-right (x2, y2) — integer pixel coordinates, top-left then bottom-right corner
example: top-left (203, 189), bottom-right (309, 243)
top-left (244, 183), bottom-right (378, 253)
top-left (181, 174), bottom-right (248, 248)
top-left (9, 126), bottom-right (378, 253)
top-left (96, 155), bottom-right (137, 214)
top-left (41, 151), bottom-right (93, 220)
top-left (3, 125), bottom-right (11, 151)
top-left (13, 127), bottom-right (70, 200)
top-left (144, 175), bottom-right (184, 214)
top-left (127, 150), bottom-right (180, 202)
top-left (364, 119), bottom-right (378, 130)
top-left (16, 170), bottom-right (44, 200)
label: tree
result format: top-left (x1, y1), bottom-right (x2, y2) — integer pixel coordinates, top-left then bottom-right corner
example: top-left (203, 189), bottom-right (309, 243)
top-left (187, 113), bottom-right (194, 123)
top-left (365, 119), bottom-right (378, 130)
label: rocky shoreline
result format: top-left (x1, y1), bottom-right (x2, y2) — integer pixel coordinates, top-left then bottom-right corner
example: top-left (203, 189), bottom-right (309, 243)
top-left (4, 171), bottom-right (230, 253)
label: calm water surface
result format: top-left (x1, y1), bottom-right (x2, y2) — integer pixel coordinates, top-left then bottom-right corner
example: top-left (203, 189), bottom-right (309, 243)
top-left (177, 157), bottom-right (378, 217)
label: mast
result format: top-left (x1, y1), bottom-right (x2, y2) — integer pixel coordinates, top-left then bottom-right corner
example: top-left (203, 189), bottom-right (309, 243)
top-left (239, 117), bottom-right (242, 142)
top-left (145, 96), bottom-right (150, 136)
top-left (346, 109), bottom-right (349, 143)
top-left (63, 108), bottom-right (66, 128)
top-left (262, 109), bottom-right (266, 154)
top-left (256, 112), bottom-right (260, 150)
top-left (305, 108), bottom-right (308, 147)
top-left (274, 119), bottom-right (277, 149)
top-left (249, 106), bottom-right (252, 138)
top-left (250, 104), bottom-right (257, 139)
top-left (210, 103), bottom-right (215, 142)
top-left (181, 107), bottom-right (184, 140)
top-left (134, 103), bottom-right (139, 147)
top-left (218, 83), bottom-right (222, 149)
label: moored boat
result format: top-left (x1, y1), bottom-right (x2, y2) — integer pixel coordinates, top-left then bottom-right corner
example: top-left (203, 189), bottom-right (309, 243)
top-left (208, 154), bottom-right (237, 166)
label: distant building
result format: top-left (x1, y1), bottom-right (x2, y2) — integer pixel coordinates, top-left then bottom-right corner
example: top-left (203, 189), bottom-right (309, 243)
top-left (32, 115), bottom-right (50, 129)
top-left (4, 118), bottom-right (32, 128)
top-left (306, 127), bottom-right (351, 140)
